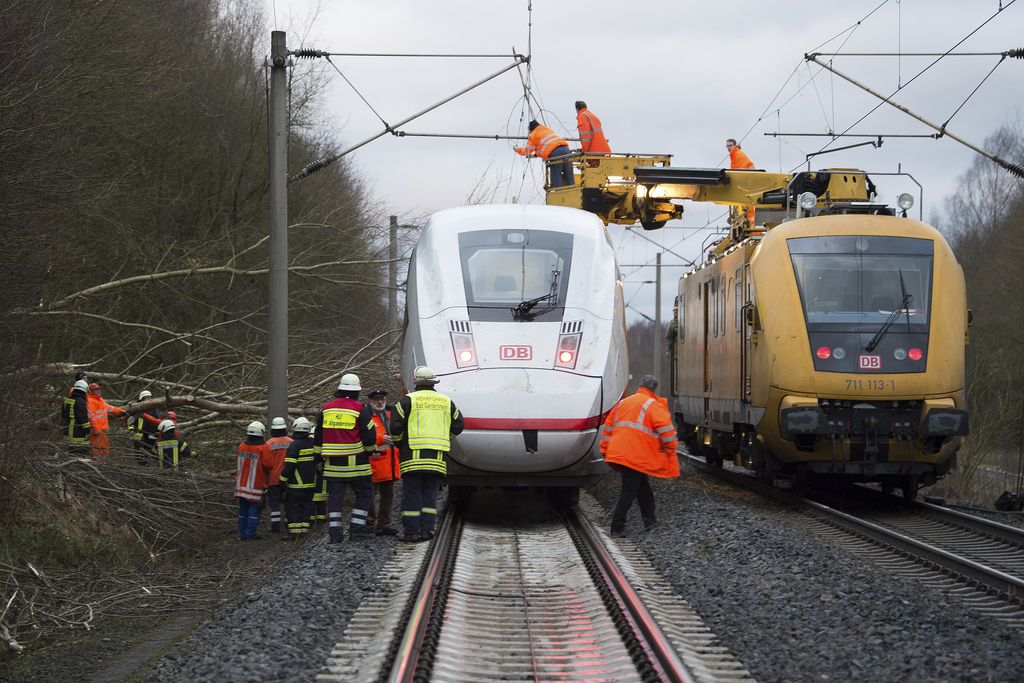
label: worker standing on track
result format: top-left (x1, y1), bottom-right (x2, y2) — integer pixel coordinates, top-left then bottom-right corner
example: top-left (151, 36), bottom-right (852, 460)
top-left (575, 101), bottom-right (611, 154)
top-left (61, 379), bottom-right (92, 457)
top-left (366, 388), bottom-right (401, 537)
top-left (235, 421), bottom-right (274, 541)
top-left (86, 382), bottom-right (126, 462)
top-left (279, 417), bottom-right (316, 541)
top-left (314, 374), bottom-right (378, 544)
top-left (265, 417), bottom-right (293, 534)
top-left (600, 375), bottom-right (679, 538)
top-left (516, 120), bottom-right (575, 188)
top-left (391, 366), bottom-right (464, 543)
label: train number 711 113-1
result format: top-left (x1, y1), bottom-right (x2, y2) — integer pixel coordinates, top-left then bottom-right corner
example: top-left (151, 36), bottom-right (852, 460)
top-left (846, 378), bottom-right (896, 390)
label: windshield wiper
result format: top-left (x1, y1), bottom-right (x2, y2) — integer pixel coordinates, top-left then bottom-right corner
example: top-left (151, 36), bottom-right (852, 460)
top-left (512, 293), bottom-right (555, 320)
top-left (864, 292), bottom-right (913, 352)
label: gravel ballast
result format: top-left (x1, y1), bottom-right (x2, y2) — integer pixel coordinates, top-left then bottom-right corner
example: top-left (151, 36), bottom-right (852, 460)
top-left (147, 464), bottom-right (1024, 682)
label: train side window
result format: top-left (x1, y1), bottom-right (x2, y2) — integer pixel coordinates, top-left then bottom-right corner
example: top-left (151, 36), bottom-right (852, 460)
top-left (679, 291), bottom-right (684, 342)
top-left (711, 277), bottom-right (718, 337)
top-left (735, 268), bottom-right (742, 332)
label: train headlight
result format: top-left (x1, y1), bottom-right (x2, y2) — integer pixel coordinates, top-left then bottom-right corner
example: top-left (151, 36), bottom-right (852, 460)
top-left (449, 326), bottom-right (479, 369)
top-left (908, 348), bottom-right (923, 361)
top-left (799, 192), bottom-right (817, 210)
top-left (554, 331), bottom-right (582, 370)
top-left (897, 193), bottom-right (915, 210)
top-left (832, 347), bottom-right (846, 360)
top-left (816, 347), bottom-right (831, 359)
top-left (894, 348), bottom-right (907, 360)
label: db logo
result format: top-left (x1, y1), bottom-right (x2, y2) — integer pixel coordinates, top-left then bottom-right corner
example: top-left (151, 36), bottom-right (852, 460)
top-left (500, 345), bottom-right (532, 360)
top-left (859, 355), bottom-right (881, 369)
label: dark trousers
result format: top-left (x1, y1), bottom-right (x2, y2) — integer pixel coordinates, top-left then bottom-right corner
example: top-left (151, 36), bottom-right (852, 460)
top-left (326, 475), bottom-right (373, 541)
top-left (267, 484), bottom-right (283, 532)
top-left (401, 470), bottom-right (443, 535)
top-left (367, 479), bottom-right (397, 531)
top-left (610, 465), bottom-right (656, 534)
top-left (132, 437), bottom-right (155, 465)
top-left (547, 144), bottom-right (575, 187)
top-left (285, 488), bottom-right (314, 536)
top-left (237, 497), bottom-right (261, 538)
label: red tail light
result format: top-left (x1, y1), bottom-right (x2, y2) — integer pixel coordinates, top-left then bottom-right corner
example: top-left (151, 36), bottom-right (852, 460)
top-left (816, 347), bottom-right (831, 359)
top-left (554, 332), bottom-right (582, 369)
top-left (908, 348), bottom-right (923, 361)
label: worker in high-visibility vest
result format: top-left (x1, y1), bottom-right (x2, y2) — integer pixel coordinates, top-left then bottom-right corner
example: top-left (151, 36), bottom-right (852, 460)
top-left (575, 101), bottom-right (611, 154)
top-left (235, 421), bottom-right (274, 540)
top-left (516, 120), bottom-right (575, 188)
top-left (600, 375), bottom-right (679, 538)
top-left (279, 417), bottom-right (316, 541)
top-left (314, 374), bottom-right (378, 544)
top-left (391, 366), bottom-right (464, 543)
top-left (265, 417), bottom-right (293, 533)
top-left (86, 383), bottom-right (127, 462)
top-left (154, 419), bottom-right (192, 470)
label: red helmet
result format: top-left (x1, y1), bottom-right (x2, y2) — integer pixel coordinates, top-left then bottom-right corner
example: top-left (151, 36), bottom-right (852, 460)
top-left (89, 383), bottom-right (100, 393)
top-left (167, 411), bottom-right (178, 423)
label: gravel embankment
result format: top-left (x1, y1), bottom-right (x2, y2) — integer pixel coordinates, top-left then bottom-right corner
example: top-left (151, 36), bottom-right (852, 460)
top-left (149, 464), bottom-right (1024, 682)
top-left (587, 462), bottom-right (1024, 683)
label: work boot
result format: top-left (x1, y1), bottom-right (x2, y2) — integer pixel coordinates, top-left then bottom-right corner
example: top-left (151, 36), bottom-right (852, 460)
top-left (643, 518), bottom-right (659, 532)
top-left (609, 528), bottom-right (627, 538)
top-left (400, 534), bottom-right (420, 543)
top-left (375, 527), bottom-right (399, 536)
top-left (418, 530), bottom-right (434, 542)
top-left (350, 528), bottom-right (374, 540)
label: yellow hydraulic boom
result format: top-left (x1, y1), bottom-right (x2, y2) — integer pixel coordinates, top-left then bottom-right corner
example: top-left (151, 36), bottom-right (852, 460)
top-left (544, 153), bottom-right (875, 254)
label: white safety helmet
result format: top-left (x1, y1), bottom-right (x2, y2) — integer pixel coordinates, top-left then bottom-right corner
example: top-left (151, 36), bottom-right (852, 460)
top-left (337, 373), bottom-right (361, 392)
top-left (246, 421), bottom-right (266, 437)
top-left (73, 380), bottom-right (89, 392)
top-left (413, 366), bottom-right (439, 386)
top-left (158, 419), bottom-right (176, 434)
top-left (292, 416), bottom-right (312, 434)
top-left (270, 417), bottom-right (288, 430)
top-left (138, 390), bottom-right (152, 401)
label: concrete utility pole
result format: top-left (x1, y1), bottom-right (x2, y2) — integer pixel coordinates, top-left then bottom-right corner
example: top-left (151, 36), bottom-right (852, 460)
top-left (389, 216), bottom-right (398, 351)
top-left (267, 31), bottom-right (289, 423)
top-left (653, 252), bottom-right (662, 394)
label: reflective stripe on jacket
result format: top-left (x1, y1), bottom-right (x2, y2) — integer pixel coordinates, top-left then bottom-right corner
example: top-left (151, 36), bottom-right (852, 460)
top-left (235, 440), bottom-right (273, 501)
top-left (600, 387), bottom-right (679, 478)
top-left (156, 437), bottom-right (190, 469)
top-left (576, 109), bottom-right (610, 154)
top-left (86, 395), bottom-right (125, 432)
top-left (405, 391), bottom-right (453, 452)
top-left (515, 124), bottom-right (568, 159)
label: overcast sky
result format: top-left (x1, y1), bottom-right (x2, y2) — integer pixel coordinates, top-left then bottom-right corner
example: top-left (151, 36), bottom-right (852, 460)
top-left (267, 0), bottom-right (1021, 325)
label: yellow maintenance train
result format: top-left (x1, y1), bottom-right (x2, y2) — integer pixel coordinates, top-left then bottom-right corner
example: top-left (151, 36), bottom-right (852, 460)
top-left (548, 157), bottom-right (969, 499)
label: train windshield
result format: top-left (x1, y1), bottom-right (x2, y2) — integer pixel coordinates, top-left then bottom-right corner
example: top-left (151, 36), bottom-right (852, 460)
top-left (788, 236), bottom-right (933, 329)
top-left (459, 229), bottom-right (573, 322)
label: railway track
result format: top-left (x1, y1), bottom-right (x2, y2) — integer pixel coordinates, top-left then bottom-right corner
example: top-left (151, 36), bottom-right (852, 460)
top-left (317, 490), bottom-right (755, 683)
top-left (688, 452), bottom-right (1024, 628)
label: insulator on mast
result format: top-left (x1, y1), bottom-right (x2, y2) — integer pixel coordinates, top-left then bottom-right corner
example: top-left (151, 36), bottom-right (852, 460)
top-left (293, 48), bottom-right (326, 59)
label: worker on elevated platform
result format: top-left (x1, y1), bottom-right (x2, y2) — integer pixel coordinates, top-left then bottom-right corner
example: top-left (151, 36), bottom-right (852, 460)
top-left (516, 120), bottom-right (575, 188)
top-left (575, 101), bottom-right (610, 154)
top-left (727, 138), bottom-right (756, 226)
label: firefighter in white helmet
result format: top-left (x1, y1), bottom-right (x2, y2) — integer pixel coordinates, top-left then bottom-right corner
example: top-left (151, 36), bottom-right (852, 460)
top-left (391, 367), bottom-right (464, 543)
top-left (234, 421), bottom-right (274, 540)
top-left (279, 417), bottom-right (316, 540)
top-left (314, 373), bottom-right (378, 543)
top-left (61, 379), bottom-right (92, 456)
top-left (155, 419), bottom-right (192, 471)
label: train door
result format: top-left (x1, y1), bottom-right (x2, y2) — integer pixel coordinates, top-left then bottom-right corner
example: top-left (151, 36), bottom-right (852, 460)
top-left (743, 264), bottom-right (755, 400)
top-left (703, 277), bottom-right (712, 394)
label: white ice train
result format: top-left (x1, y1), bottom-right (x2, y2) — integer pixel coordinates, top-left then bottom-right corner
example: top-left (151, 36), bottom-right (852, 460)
top-left (401, 204), bottom-right (629, 500)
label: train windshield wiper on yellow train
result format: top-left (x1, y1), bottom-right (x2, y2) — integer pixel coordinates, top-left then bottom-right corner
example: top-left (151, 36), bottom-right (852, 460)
top-left (864, 293), bottom-right (913, 353)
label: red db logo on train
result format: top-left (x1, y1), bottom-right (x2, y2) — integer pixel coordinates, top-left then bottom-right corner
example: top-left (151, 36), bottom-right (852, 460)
top-left (500, 345), bottom-right (532, 360)
top-left (859, 355), bottom-right (881, 369)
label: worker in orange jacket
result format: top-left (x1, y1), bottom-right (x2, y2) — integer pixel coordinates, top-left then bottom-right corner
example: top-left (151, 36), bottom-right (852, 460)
top-left (600, 375), bottom-right (679, 537)
top-left (726, 138), bottom-right (756, 226)
top-left (366, 389), bottom-right (401, 536)
top-left (235, 421), bottom-right (275, 540)
top-left (86, 383), bottom-right (127, 462)
top-left (265, 417), bottom-right (293, 533)
top-left (575, 101), bottom-right (610, 154)
top-left (515, 120), bottom-right (575, 188)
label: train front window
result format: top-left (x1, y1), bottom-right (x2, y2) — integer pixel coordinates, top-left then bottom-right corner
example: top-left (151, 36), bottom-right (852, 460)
top-left (788, 236), bottom-right (933, 329)
top-left (459, 229), bottom-right (573, 322)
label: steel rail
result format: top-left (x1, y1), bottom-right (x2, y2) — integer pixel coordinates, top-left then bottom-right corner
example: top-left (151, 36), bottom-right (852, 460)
top-left (568, 508), bottom-right (698, 683)
top-left (386, 506), bottom-right (458, 683)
